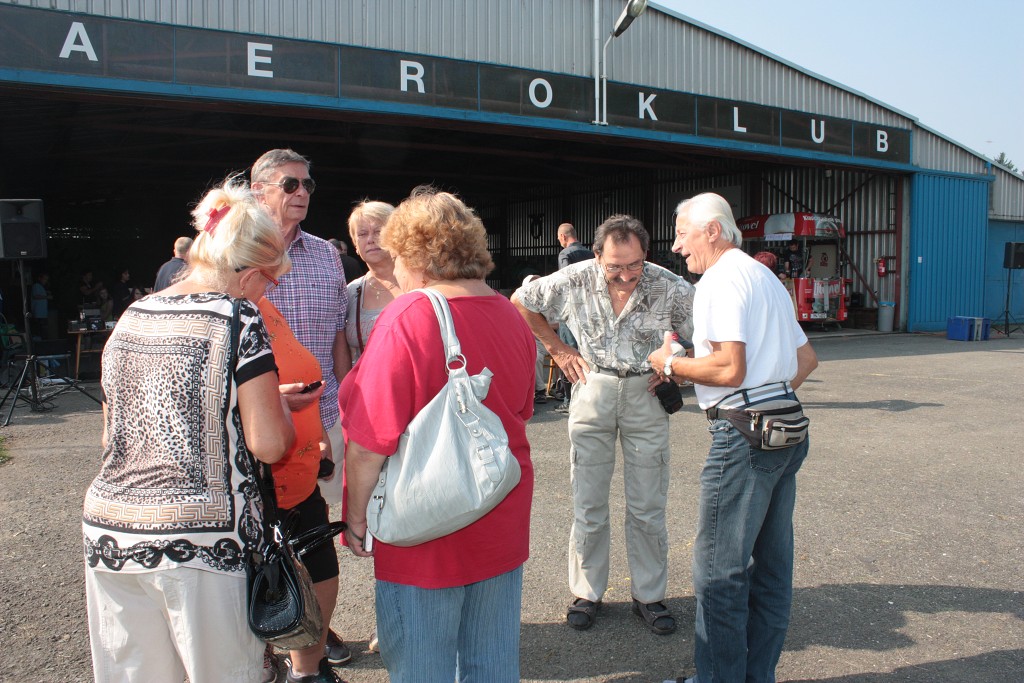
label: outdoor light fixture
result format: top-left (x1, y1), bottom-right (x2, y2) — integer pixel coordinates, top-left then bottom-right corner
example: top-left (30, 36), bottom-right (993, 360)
top-left (593, 0), bottom-right (648, 125)
top-left (613, 0), bottom-right (648, 36)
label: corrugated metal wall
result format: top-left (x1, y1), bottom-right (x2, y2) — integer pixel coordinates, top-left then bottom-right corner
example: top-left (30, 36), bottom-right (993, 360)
top-left (753, 167), bottom-right (901, 309)
top-left (908, 174), bottom-right (990, 331)
top-left (991, 167), bottom-right (1024, 221)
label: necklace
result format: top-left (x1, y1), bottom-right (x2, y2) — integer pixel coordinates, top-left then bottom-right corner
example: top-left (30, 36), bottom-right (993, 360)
top-left (368, 275), bottom-right (398, 304)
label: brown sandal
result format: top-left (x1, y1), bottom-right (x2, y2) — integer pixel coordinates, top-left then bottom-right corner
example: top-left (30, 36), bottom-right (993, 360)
top-left (566, 597), bottom-right (600, 630)
top-left (632, 599), bottom-right (676, 635)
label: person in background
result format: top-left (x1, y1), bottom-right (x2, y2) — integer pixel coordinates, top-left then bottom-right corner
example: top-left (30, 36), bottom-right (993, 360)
top-left (79, 269), bottom-right (104, 309)
top-left (513, 214), bottom-right (694, 636)
top-left (329, 238), bottom-right (367, 285)
top-left (557, 222), bottom-right (593, 269)
top-left (553, 222), bottom-right (594, 412)
top-left (341, 187), bottom-right (535, 683)
top-left (251, 148), bottom-right (353, 671)
top-left (650, 193), bottom-right (817, 683)
top-left (30, 270), bottom-right (52, 332)
top-left (111, 267), bottom-right (142, 319)
top-left (343, 201), bottom-right (397, 364)
top-left (257, 294), bottom-right (346, 683)
top-left (154, 236), bottom-right (194, 291)
top-left (82, 176), bottom-right (295, 683)
top-left (97, 288), bottom-right (113, 323)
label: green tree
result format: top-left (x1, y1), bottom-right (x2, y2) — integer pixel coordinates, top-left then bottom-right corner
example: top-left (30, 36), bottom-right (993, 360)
top-left (994, 152), bottom-right (1018, 172)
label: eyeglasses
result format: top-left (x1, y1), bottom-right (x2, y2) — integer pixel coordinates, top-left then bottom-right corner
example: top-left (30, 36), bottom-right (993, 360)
top-left (262, 176), bottom-right (316, 195)
top-left (601, 260), bottom-right (645, 274)
top-left (235, 266), bottom-right (279, 292)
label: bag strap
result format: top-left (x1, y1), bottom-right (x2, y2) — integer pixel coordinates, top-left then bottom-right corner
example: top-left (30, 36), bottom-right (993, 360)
top-left (414, 288), bottom-right (462, 364)
top-left (355, 283), bottom-right (365, 356)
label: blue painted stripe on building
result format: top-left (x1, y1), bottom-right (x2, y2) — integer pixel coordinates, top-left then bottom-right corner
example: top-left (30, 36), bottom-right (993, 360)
top-left (908, 173), bottom-right (990, 331)
top-left (0, 68), bottom-right (923, 175)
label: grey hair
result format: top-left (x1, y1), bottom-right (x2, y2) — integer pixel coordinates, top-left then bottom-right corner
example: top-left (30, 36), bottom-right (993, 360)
top-left (251, 148), bottom-right (310, 184)
top-left (675, 193), bottom-right (742, 247)
top-left (592, 214), bottom-right (649, 256)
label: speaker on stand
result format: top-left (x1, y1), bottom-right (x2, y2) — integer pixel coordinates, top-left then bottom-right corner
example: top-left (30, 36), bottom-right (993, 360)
top-left (0, 200), bottom-right (48, 422)
top-left (1000, 242), bottom-right (1024, 337)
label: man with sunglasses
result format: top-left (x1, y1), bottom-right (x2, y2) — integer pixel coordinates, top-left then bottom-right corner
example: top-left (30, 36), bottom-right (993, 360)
top-left (251, 148), bottom-right (352, 682)
top-left (513, 214), bottom-right (694, 636)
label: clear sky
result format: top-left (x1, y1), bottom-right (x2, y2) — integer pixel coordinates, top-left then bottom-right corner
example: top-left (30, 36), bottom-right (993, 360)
top-left (651, 0), bottom-right (1024, 172)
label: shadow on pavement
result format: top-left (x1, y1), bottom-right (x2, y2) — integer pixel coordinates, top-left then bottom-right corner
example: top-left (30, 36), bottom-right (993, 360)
top-left (519, 583), bottom-right (1023, 682)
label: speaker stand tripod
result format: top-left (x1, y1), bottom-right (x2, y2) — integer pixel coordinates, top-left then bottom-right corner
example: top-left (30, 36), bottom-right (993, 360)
top-left (0, 354), bottom-right (100, 426)
top-left (999, 268), bottom-right (1023, 337)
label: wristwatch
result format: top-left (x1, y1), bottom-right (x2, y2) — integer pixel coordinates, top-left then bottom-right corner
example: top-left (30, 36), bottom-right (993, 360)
top-left (663, 355), bottom-right (675, 378)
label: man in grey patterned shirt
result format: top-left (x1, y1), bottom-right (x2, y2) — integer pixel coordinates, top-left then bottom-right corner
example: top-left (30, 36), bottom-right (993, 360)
top-left (513, 214), bottom-right (694, 636)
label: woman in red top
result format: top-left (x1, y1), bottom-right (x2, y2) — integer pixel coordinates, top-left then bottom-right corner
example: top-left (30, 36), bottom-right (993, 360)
top-left (340, 187), bottom-right (536, 683)
top-left (258, 298), bottom-right (348, 683)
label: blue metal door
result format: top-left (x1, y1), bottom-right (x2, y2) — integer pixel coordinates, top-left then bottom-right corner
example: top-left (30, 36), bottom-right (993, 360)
top-left (908, 173), bottom-right (990, 332)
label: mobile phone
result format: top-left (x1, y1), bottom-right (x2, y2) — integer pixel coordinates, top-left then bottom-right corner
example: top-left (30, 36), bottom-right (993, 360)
top-left (299, 380), bottom-right (323, 394)
top-left (363, 532), bottom-right (374, 552)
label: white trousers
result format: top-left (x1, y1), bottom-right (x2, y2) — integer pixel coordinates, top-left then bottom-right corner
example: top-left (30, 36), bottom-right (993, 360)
top-left (566, 370), bottom-right (672, 604)
top-left (85, 565), bottom-right (262, 683)
top-left (318, 418), bottom-right (346, 504)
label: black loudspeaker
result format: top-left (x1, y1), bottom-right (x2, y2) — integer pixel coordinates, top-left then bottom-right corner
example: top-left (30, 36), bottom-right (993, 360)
top-left (1004, 242), bottom-right (1024, 270)
top-left (0, 199), bottom-right (46, 259)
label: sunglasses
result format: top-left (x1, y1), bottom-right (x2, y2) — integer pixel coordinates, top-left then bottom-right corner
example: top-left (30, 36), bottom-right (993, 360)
top-left (262, 176), bottom-right (316, 195)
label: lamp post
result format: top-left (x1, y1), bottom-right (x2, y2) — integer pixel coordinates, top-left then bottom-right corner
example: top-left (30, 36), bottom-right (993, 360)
top-left (594, 0), bottom-right (648, 125)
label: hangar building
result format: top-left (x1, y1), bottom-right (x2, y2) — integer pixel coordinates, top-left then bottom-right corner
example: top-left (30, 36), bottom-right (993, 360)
top-left (0, 0), bottom-right (1022, 334)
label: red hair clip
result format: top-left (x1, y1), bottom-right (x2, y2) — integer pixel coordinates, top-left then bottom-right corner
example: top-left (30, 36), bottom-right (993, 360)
top-left (203, 205), bottom-right (231, 234)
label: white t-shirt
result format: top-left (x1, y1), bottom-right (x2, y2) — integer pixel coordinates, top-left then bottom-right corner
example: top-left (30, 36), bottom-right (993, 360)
top-left (692, 248), bottom-right (808, 409)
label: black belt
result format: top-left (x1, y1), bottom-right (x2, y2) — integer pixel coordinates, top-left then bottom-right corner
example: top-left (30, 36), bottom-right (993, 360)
top-left (591, 365), bottom-right (652, 378)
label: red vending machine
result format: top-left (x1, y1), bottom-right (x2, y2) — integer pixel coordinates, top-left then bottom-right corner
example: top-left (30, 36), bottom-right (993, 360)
top-left (737, 213), bottom-right (850, 325)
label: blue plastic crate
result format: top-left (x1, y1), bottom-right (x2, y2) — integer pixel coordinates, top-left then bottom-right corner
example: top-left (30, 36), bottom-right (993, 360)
top-left (946, 316), bottom-right (990, 341)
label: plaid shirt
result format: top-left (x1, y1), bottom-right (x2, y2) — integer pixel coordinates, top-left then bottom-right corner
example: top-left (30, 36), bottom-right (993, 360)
top-left (517, 260), bottom-right (694, 373)
top-left (266, 228), bottom-right (348, 428)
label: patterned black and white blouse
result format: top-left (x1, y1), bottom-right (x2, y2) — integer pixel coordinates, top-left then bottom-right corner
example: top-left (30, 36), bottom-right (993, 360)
top-left (83, 293), bottom-right (276, 575)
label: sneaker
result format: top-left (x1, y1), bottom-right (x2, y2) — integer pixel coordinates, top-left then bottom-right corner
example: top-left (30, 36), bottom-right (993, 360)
top-left (324, 629), bottom-right (352, 666)
top-left (554, 403), bottom-right (571, 414)
top-left (534, 390), bottom-right (548, 404)
top-left (285, 656), bottom-right (347, 683)
top-left (262, 645), bottom-right (279, 683)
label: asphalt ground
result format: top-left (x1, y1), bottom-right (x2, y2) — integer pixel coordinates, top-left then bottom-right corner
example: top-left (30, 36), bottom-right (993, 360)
top-left (1, 331), bottom-right (1021, 682)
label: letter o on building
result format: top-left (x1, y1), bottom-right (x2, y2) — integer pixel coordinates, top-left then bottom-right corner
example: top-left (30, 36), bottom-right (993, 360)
top-left (528, 78), bottom-right (553, 109)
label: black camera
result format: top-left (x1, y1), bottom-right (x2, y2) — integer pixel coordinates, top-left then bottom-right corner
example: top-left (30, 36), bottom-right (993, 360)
top-left (655, 381), bottom-right (684, 414)
top-left (317, 458), bottom-right (335, 479)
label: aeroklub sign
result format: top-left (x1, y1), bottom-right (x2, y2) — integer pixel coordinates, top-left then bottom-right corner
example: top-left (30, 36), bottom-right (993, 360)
top-left (0, 4), bottom-right (910, 163)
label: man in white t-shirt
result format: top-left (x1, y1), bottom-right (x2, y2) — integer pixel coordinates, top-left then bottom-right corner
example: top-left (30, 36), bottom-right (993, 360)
top-left (649, 193), bottom-right (818, 683)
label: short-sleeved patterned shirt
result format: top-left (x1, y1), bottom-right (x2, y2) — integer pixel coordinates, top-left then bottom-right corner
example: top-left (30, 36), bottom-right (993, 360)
top-left (516, 260), bottom-right (694, 373)
top-left (266, 228), bottom-right (348, 429)
top-left (83, 294), bottom-right (276, 575)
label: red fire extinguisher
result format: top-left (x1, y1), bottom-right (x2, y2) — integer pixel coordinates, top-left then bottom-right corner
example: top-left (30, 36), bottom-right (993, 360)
top-left (876, 257), bottom-right (887, 277)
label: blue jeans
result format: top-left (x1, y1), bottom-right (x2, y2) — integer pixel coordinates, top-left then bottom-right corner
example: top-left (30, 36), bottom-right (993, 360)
top-left (375, 566), bottom-right (523, 683)
top-left (692, 415), bottom-right (809, 683)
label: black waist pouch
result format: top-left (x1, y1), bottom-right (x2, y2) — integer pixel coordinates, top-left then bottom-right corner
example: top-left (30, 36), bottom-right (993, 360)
top-left (719, 399), bottom-right (809, 450)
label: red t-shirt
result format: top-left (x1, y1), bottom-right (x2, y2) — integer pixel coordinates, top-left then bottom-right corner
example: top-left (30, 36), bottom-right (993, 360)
top-left (339, 291), bottom-right (536, 589)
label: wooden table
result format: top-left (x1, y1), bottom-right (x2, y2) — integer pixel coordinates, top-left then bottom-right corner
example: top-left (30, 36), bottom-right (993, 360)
top-left (67, 328), bottom-right (112, 380)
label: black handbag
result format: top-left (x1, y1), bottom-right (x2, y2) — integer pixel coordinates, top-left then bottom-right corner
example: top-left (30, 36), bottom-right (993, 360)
top-left (227, 300), bottom-right (346, 649)
top-left (245, 464), bottom-right (345, 650)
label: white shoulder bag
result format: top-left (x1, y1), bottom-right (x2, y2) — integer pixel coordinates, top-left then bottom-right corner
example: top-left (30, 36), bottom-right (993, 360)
top-left (365, 288), bottom-right (522, 547)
